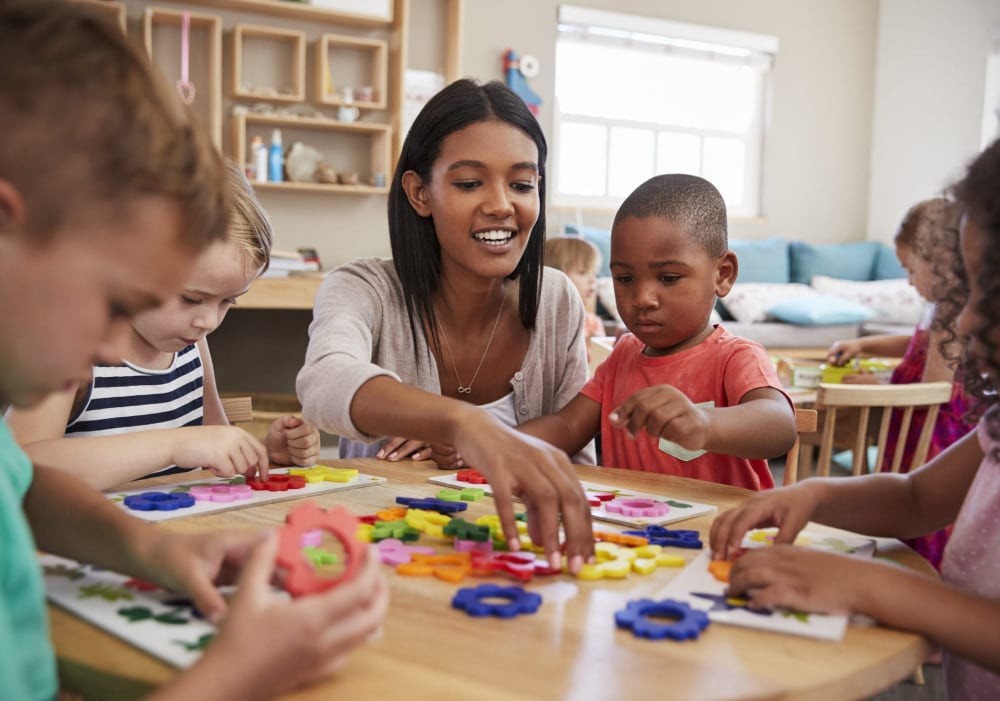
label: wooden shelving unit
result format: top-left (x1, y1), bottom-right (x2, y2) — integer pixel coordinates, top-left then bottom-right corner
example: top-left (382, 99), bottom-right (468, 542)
top-left (164, 0), bottom-right (393, 26)
top-left (73, 0), bottom-right (127, 31)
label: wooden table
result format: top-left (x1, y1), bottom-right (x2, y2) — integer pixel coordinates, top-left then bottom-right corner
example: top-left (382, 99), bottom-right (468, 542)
top-left (50, 461), bottom-right (933, 700)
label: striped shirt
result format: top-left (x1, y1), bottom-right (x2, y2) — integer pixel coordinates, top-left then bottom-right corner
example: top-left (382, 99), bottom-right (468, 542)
top-left (66, 345), bottom-right (204, 476)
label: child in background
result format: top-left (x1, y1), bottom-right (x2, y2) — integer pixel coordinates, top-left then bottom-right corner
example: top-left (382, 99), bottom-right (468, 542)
top-left (520, 174), bottom-right (796, 490)
top-left (0, 4), bottom-right (386, 699)
top-left (7, 164), bottom-right (321, 490)
top-left (824, 197), bottom-right (977, 569)
top-left (544, 235), bottom-right (605, 356)
top-left (711, 138), bottom-right (1000, 699)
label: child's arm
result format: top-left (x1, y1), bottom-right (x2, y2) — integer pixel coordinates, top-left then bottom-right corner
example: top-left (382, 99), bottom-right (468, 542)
top-left (518, 394), bottom-right (603, 458)
top-left (7, 388), bottom-right (269, 490)
top-left (25, 465), bottom-right (389, 700)
top-left (727, 546), bottom-right (1000, 675)
top-left (609, 386), bottom-right (796, 460)
top-left (826, 334), bottom-right (911, 365)
top-left (709, 428), bottom-right (983, 559)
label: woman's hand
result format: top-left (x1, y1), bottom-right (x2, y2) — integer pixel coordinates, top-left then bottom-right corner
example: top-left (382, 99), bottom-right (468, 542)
top-left (376, 436), bottom-right (433, 462)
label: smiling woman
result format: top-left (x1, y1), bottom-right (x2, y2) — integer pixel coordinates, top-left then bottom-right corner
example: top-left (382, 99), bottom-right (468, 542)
top-left (296, 78), bottom-right (596, 572)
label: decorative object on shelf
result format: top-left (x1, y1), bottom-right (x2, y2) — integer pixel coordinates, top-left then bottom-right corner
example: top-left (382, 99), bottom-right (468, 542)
top-left (315, 163), bottom-right (338, 183)
top-left (503, 49), bottom-right (541, 115)
top-left (176, 12), bottom-right (197, 105)
top-left (337, 86), bottom-right (360, 122)
top-left (337, 170), bottom-right (359, 186)
top-left (268, 128), bottom-right (284, 183)
top-left (251, 135), bottom-right (267, 183)
top-left (285, 141), bottom-right (324, 182)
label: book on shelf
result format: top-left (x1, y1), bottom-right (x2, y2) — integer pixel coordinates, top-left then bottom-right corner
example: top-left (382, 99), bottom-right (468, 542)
top-left (269, 248), bottom-right (320, 272)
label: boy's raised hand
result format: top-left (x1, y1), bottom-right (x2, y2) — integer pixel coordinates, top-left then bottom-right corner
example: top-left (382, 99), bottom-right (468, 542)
top-left (172, 426), bottom-right (270, 479)
top-left (265, 415), bottom-right (321, 466)
top-left (708, 482), bottom-right (821, 560)
top-left (609, 385), bottom-right (711, 450)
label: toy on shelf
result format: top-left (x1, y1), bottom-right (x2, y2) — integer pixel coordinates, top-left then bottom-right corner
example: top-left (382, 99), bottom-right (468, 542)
top-left (503, 49), bottom-right (541, 115)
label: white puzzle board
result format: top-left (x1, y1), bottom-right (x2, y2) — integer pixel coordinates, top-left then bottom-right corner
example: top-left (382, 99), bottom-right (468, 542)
top-left (108, 467), bottom-right (386, 522)
top-left (42, 554), bottom-right (222, 668)
top-left (660, 527), bottom-right (876, 641)
top-left (428, 475), bottom-right (717, 528)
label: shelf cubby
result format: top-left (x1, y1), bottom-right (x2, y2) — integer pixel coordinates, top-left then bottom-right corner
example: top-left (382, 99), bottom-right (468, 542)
top-left (232, 112), bottom-right (392, 195)
top-left (232, 24), bottom-right (306, 103)
top-left (314, 34), bottom-right (389, 111)
top-left (143, 7), bottom-right (222, 146)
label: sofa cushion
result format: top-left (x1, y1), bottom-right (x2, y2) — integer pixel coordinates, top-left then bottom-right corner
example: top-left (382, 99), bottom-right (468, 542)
top-left (810, 274), bottom-right (926, 326)
top-left (873, 243), bottom-right (907, 280)
top-left (563, 225), bottom-right (611, 277)
top-left (722, 282), bottom-right (815, 323)
top-left (789, 241), bottom-right (881, 284)
top-left (768, 294), bottom-right (875, 326)
top-left (729, 238), bottom-right (790, 283)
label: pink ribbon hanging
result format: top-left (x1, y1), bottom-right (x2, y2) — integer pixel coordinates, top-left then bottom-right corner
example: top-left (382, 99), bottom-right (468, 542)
top-left (176, 12), bottom-right (196, 105)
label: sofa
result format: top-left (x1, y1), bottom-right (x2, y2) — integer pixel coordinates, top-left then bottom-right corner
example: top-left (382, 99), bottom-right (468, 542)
top-left (567, 226), bottom-right (923, 349)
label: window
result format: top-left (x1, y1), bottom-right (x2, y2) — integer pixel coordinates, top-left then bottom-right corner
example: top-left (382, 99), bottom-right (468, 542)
top-left (553, 6), bottom-right (778, 217)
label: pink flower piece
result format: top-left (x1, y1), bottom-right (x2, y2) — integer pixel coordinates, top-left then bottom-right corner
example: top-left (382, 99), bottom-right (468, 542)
top-left (604, 498), bottom-right (670, 518)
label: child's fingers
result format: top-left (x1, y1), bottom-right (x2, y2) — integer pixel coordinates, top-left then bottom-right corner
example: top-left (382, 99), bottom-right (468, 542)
top-left (282, 414), bottom-right (303, 429)
top-left (229, 531), bottom-right (279, 607)
top-left (376, 436), bottom-right (410, 460)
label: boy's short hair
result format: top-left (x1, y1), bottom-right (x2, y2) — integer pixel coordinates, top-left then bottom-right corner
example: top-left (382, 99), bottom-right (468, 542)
top-left (544, 235), bottom-right (601, 274)
top-left (0, 0), bottom-right (228, 250)
top-left (613, 174), bottom-right (728, 257)
top-left (226, 162), bottom-right (272, 274)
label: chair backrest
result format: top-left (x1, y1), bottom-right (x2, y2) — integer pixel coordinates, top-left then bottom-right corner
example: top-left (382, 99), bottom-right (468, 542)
top-left (782, 408), bottom-right (818, 486)
top-left (220, 396), bottom-right (254, 424)
top-left (813, 381), bottom-right (952, 478)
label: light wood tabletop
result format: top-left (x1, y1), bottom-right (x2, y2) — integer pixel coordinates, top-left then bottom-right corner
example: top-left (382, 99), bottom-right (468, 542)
top-left (50, 460), bottom-right (933, 701)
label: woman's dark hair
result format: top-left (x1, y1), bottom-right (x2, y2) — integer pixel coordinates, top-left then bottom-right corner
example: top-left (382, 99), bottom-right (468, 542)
top-left (951, 137), bottom-right (1000, 436)
top-left (387, 78), bottom-right (547, 354)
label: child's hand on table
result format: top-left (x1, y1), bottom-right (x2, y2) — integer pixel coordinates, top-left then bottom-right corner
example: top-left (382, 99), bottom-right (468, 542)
top-left (709, 482), bottom-right (822, 561)
top-left (726, 545), bottom-right (874, 615)
top-left (149, 530), bottom-right (389, 698)
top-left (172, 426), bottom-right (270, 480)
top-left (826, 339), bottom-right (864, 366)
top-left (266, 415), bottom-right (321, 466)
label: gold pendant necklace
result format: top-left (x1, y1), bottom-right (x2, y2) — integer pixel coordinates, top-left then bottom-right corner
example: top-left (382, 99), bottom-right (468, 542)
top-left (437, 292), bottom-right (505, 395)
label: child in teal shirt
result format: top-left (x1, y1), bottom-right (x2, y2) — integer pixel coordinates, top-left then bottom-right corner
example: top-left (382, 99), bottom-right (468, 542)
top-left (0, 3), bottom-right (387, 699)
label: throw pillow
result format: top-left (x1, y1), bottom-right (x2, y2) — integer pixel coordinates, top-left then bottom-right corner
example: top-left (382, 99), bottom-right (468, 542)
top-left (729, 238), bottom-right (790, 283)
top-left (789, 241), bottom-right (881, 284)
top-left (873, 243), bottom-right (907, 280)
top-left (810, 274), bottom-right (926, 326)
top-left (721, 282), bottom-right (815, 323)
top-left (768, 295), bottom-right (874, 326)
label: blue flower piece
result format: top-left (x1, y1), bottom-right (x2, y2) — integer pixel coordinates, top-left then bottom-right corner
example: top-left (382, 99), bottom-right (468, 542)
top-left (123, 491), bottom-right (195, 512)
top-left (622, 525), bottom-right (703, 549)
top-left (614, 598), bottom-right (710, 640)
top-left (395, 496), bottom-right (468, 514)
top-left (452, 584), bottom-right (542, 618)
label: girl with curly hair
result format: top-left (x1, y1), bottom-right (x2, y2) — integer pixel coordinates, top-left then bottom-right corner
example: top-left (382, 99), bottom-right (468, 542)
top-left (710, 138), bottom-right (1000, 699)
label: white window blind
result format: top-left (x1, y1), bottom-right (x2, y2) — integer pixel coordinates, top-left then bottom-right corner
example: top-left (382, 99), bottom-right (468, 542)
top-left (553, 6), bottom-right (778, 217)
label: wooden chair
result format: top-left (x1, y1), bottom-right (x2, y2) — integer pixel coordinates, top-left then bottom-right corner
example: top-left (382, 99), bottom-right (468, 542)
top-left (220, 396), bottom-right (254, 424)
top-left (794, 382), bottom-right (953, 482)
top-left (782, 408), bottom-right (819, 486)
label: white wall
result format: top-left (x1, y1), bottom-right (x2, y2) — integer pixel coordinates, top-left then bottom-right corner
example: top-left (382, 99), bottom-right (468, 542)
top-left (867, 0), bottom-right (1000, 242)
top-left (460, 0), bottom-right (879, 243)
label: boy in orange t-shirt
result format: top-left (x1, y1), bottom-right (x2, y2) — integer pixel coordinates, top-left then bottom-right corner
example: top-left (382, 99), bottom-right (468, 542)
top-left (520, 174), bottom-right (795, 490)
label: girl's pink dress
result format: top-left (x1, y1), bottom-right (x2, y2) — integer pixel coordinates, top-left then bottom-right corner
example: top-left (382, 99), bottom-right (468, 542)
top-left (882, 327), bottom-right (973, 569)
